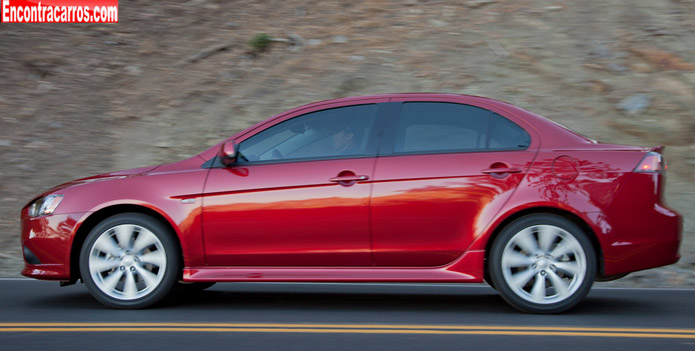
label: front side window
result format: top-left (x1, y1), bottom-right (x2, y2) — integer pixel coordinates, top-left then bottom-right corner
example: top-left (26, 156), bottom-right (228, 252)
top-left (237, 104), bottom-right (379, 163)
top-left (393, 102), bottom-right (529, 154)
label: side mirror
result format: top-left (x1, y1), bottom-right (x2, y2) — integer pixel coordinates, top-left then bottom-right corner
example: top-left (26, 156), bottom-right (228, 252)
top-left (219, 141), bottom-right (237, 166)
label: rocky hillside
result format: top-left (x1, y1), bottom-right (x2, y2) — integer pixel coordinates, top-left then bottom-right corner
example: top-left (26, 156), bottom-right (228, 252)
top-left (1, 0), bottom-right (693, 285)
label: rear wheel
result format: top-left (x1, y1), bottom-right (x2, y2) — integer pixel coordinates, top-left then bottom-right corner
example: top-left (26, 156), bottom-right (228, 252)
top-left (79, 213), bottom-right (180, 309)
top-left (489, 214), bottom-right (596, 313)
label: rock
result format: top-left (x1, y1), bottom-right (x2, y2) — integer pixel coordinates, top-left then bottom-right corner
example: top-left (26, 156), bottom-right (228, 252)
top-left (15, 163), bottom-right (36, 172)
top-left (47, 121), bottom-right (63, 129)
top-left (286, 33), bottom-right (305, 52)
top-left (19, 108), bottom-right (36, 117)
top-left (590, 44), bottom-right (613, 58)
top-left (544, 5), bottom-right (564, 11)
top-left (642, 26), bottom-right (676, 36)
top-left (583, 63), bottom-right (604, 71)
top-left (654, 77), bottom-right (694, 99)
top-left (37, 81), bottom-right (55, 93)
top-left (16, 163), bottom-right (36, 172)
top-left (429, 19), bottom-right (448, 27)
top-left (0, 140), bottom-right (12, 147)
top-left (588, 79), bottom-right (611, 93)
top-left (26, 73), bottom-right (41, 80)
top-left (331, 36), bottom-right (348, 44)
top-left (464, 0), bottom-right (496, 9)
top-left (307, 39), bottom-right (323, 47)
top-left (25, 140), bottom-right (49, 149)
top-left (94, 67), bottom-right (113, 77)
top-left (225, 22), bottom-right (239, 28)
top-left (684, 73), bottom-right (695, 84)
top-left (334, 77), bottom-right (368, 97)
top-left (607, 63), bottom-right (628, 73)
top-left (350, 55), bottom-right (366, 62)
top-left (631, 62), bottom-right (652, 73)
top-left (125, 65), bottom-right (142, 75)
top-left (616, 93), bottom-right (650, 115)
top-left (629, 47), bottom-right (695, 70)
top-left (487, 40), bottom-right (508, 61)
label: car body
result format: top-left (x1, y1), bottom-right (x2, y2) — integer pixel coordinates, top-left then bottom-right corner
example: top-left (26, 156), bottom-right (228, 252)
top-left (21, 93), bottom-right (682, 313)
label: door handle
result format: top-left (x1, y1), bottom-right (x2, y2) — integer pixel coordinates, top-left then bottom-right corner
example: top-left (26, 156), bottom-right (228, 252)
top-left (481, 167), bottom-right (522, 174)
top-left (329, 175), bottom-right (369, 182)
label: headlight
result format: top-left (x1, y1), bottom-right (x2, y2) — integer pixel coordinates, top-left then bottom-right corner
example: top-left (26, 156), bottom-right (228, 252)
top-left (28, 195), bottom-right (63, 217)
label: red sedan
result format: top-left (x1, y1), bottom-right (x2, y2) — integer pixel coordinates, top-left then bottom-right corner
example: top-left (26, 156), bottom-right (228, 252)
top-left (20, 94), bottom-right (681, 313)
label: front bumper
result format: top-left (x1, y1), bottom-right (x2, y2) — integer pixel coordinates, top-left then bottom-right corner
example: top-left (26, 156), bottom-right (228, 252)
top-left (20, 212), bottom-right (85, 280)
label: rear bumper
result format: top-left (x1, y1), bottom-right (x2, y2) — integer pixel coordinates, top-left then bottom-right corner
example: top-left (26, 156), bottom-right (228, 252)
top-left (603, 203), bottom-right (681, 275)
top-left (592, 173), bottom-right (682, 276)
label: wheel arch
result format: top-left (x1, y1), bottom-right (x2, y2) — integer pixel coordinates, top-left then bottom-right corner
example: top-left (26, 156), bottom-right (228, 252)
top-left (482, 207), bottom-right (604, 284)
top-left (69, 205), bottom-right (184, 282)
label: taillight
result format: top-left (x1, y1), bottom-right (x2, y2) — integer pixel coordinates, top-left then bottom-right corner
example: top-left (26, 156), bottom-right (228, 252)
top-left (634, 152), bottom-right (666, 173)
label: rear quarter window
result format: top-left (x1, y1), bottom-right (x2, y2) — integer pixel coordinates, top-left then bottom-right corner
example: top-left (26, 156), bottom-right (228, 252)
top-left (488, 113), bottom-right (530, 149)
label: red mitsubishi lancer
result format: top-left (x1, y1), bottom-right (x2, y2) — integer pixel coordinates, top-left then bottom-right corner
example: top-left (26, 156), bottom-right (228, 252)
top-left (21, 94), bottom-right (681, 313)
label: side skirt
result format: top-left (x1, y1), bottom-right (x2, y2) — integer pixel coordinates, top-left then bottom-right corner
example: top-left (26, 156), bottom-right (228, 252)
top-left (183, 250), bottom-right (485, 283)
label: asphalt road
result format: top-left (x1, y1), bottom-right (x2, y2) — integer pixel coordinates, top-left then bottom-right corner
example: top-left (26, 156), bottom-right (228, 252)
top-left (0, 279), bottom-right (693, 350)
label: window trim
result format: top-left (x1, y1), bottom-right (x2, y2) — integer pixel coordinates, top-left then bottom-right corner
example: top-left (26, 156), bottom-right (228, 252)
top-left (223, 103), bottom-right (390, 167)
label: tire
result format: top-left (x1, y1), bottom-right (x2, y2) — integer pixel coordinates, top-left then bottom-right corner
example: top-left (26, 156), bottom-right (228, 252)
top-left (79, 213), bottom-right (180, 309)
top-left (489, 214), bottom-right (596, 313)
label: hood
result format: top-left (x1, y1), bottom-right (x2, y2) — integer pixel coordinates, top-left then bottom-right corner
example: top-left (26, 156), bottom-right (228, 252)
top-left (39, 165), bottom-right (161, 196)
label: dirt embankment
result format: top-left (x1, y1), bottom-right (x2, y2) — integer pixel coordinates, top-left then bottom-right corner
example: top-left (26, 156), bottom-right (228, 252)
top-left (1, 0), bottom-right (693, 286)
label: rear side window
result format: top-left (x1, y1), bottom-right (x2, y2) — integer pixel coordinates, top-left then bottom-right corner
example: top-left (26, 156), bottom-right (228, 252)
top-left (393, 102), bottom-right (529, 154)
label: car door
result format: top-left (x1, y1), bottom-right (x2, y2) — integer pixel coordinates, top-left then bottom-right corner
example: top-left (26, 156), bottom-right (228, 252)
top-left (202, 102), bottom-right (384, 266)
top-left (371, 101), bottom-right (537, 266)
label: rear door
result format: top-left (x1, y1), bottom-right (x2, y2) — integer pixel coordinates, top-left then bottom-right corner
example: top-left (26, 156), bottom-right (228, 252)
top-left (371, 101), bottom-right (537, 266)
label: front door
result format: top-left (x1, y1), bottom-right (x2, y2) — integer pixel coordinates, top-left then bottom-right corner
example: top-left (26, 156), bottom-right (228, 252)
top-left (202, 103), bottom-right (381, 266)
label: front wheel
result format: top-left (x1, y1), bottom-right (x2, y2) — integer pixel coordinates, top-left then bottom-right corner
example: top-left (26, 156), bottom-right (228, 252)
top-left (79, 213), bottom-right (180, 309)
top-left (489, 214), bottom-right (596, 313)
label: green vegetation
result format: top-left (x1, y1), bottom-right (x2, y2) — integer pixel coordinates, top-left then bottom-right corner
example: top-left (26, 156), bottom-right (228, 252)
top-left (249, 33), bottom-right (272, 52)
